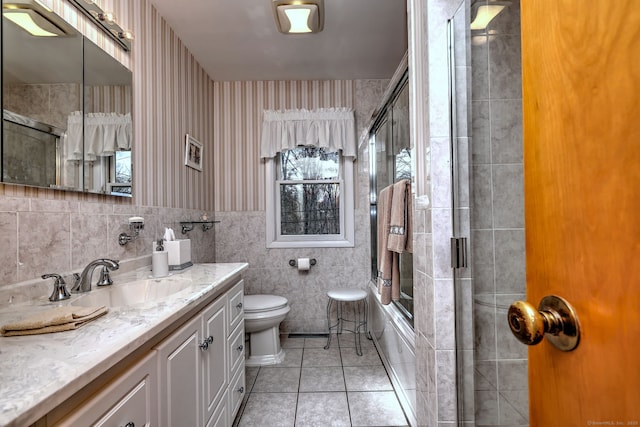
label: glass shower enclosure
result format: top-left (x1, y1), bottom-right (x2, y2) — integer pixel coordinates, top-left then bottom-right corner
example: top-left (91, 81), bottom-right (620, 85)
top-left (449, 0), bottom-right (528, 425)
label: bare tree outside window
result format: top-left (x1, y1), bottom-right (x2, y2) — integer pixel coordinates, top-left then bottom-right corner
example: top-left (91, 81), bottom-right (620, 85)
top-left (278, 147), bottom-right (341, 236)
top-left (395, 148), bottom-right (411, 181)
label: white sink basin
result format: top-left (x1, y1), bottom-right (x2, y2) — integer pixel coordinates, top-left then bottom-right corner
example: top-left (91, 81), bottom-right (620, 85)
top-left (72, 277), bottom-right (193, 307)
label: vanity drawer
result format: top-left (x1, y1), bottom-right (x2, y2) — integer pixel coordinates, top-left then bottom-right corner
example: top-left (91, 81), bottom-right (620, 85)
top-left (228, 363), bottom-right (245, 421)
top-left (227, 281), bottom-right (244, 333)
top-left (54, 351), bottom-right (158, 427)
top-left (228, 320), bottom-right (245, 377)
top-left (205, 394), bottom-right (228, 427)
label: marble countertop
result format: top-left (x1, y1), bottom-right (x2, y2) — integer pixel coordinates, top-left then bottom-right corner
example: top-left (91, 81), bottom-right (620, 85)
top-left (0, 262), bottom-right (248, 427)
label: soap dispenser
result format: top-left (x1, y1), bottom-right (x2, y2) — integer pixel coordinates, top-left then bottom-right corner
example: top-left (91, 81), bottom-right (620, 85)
top-left (152, 238), bottom-right (169, 278)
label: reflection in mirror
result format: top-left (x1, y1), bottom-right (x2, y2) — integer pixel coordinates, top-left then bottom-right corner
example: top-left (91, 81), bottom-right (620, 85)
top-left (83, 38), bottom-right (132, 196)
top-left (2, 1), bottom-right (133, 196)
top-left (2, 3), bottom-right (83, 190)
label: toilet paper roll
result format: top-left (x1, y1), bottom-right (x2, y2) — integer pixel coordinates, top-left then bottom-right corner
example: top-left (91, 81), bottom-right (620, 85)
top-left (297, 258), bottom-right (310, 271)
top-left (152, 251), bottom-right (169, 278)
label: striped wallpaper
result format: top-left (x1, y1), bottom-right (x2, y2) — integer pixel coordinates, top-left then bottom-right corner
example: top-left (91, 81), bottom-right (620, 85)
top-left (128, 0), bottom-right (215, 210)
top-left (87, 86), bottom-right (132, 115)
top-left (212, 80), bottom-right (355, 212)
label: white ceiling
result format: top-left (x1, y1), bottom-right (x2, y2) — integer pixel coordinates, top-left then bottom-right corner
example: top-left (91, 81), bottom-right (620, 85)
top-left (148, 0), bottom-right (408, 81)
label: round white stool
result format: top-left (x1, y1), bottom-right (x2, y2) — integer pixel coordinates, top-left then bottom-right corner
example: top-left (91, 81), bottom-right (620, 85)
top-left (324, 288), bottom-right (368, 356)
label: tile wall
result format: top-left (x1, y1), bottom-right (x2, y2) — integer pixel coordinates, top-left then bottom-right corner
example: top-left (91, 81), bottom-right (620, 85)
top-left (413, 0), bottom-right (470, 425)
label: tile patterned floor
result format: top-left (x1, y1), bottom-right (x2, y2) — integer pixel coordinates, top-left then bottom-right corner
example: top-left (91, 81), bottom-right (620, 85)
top-left (233, 334), bottom-right (409, 427)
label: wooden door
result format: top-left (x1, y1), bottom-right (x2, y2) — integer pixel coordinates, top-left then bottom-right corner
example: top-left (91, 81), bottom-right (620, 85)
top-left (521, 1), bottom-right (640, 425)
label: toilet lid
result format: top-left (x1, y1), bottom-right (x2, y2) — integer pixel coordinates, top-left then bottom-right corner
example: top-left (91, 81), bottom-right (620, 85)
top-left (244, 294), bottom-right (288, 313)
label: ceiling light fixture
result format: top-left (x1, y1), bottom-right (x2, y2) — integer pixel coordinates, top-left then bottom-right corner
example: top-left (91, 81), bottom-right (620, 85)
top-left (2, 0), bottom-right (73, 37)
top-left (470, 3), bottom-right (508, 31)
top-left (272, 0), bottom-right (324, 34)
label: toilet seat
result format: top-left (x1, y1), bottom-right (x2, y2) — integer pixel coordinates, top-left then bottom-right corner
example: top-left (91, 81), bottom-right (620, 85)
top-left (244, 294), bottom-right (288, 313)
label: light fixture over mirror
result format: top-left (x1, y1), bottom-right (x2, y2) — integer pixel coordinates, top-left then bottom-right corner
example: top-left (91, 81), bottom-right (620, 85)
top-left (2, 0), bottom-right (75, 37)
top-left (272, 0), bottom-right (324, 34)
top-left (67, 0), bottom-right (133, 50)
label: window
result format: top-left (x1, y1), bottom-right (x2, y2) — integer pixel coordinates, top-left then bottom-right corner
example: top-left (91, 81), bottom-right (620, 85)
top-left (107, 151), bottom-right (132, 196)
top-left (266, 147), bottom-right (354, 248)
top-left (261, 107), bottom-right (357, 248)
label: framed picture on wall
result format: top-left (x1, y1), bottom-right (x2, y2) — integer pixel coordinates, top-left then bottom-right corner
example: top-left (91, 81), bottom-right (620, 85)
top-left (185, 134), bottom-right (203, 171)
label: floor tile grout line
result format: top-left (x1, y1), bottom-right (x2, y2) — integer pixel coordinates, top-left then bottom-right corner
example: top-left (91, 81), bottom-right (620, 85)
top-left (292, 345), bottom-right (305, 426)
top-left (237, 334), bottom-right (409, 427)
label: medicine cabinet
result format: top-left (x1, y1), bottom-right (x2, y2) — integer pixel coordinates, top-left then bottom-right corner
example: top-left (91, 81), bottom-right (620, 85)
top-left (2, 1), bottom-right (133, 196)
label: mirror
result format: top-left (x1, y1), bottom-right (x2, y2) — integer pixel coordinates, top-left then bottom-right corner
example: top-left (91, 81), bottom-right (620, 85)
top-left (2, 2), bottom-right (133, 196)
top-left (83, 38), bottom-right (133, 196)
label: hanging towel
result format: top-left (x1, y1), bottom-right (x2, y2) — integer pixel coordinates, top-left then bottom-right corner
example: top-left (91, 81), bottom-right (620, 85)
top-left (377, 184), bottom-right (395, 305)
top-left (1, 305), bottom-right (108, 337)
top-left (387, 179), bottom-right (413, 254)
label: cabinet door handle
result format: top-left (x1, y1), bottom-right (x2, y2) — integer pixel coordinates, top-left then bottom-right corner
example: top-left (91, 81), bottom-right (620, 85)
top-left (236, 302), bottom-right (243, 310)
top-left (199, 335), bottom-right (214, 350)
top-left (237, 344), bottom-right (244, 352)
top-left (122, 423), bottom-right (134, 427)
top-left (237, 386), bottom-right (244, 394)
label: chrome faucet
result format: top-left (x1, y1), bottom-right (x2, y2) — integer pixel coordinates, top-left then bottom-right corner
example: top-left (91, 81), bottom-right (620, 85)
top-left (71, 258), bottom-right (120, 293)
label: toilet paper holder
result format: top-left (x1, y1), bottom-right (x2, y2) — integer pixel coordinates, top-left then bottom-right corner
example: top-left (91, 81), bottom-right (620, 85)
top-left (289, 258), bottom-right (317, 268)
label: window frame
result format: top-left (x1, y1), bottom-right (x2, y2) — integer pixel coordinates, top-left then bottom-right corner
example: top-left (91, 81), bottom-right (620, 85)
top-left (265, 149), bottom-right (355, 248)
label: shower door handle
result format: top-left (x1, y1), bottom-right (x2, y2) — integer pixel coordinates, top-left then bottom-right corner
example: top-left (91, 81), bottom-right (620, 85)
top-left (507, 295), bottom-right (581, 351)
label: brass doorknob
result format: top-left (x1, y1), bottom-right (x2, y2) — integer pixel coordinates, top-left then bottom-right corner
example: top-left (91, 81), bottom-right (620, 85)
top-left (507, 295), bottom-right (580, 351)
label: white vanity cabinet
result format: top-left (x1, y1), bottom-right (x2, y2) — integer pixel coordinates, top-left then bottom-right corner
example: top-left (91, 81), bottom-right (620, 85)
top-left (0, 264), bottom-right (250, 427)
top-left (53, 351), bottom-right (159, 427)
top-left (156, 279), bottom-right (244, 427)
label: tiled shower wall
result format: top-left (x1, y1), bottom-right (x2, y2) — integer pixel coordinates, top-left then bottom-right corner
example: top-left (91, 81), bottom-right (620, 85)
top-left (214, 79), bottom-right (388, 334)
top-left (413, 0), bottom-right (468, 425)
top-left (412, 0), bottom-right (526, 425)
top-left (470, 0), bottom-right (528, 425)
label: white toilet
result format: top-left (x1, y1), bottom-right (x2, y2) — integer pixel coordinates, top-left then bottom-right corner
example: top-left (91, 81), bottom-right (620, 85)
top-left (244, 294), bottom-right (290, 366)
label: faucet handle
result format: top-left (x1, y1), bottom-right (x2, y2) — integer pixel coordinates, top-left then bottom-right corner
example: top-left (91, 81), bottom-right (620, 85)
top-left (42, 273), bottom-right (71, 302)
top-left (97, 266), bottom-right (114, 287)
top-left (70, 272), bottom-right (81, 292)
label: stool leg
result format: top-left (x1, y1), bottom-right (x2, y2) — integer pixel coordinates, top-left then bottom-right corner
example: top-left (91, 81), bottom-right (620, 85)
top-left (364, 297), bottom-right (372, 340)
top-left (324, 298), bottom-right (334, 350)
top-left (354, 299), bottom-right (362, 356)
top-left (337, 301), bottom-right (343, 334)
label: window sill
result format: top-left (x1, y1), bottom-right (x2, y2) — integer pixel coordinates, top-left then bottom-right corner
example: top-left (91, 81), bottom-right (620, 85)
top-left (266, 238), bottom-right (354, 249)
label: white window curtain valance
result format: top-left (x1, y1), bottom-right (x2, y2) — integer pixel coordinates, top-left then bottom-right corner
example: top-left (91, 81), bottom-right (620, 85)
top-left (66, 111), bottom-right (132, 162)
top-left (260, 108), bottom-right (357, 159)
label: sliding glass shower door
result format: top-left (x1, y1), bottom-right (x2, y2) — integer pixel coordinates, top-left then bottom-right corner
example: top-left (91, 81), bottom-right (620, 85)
top-left (450, 1), bottom-right (528, 425)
